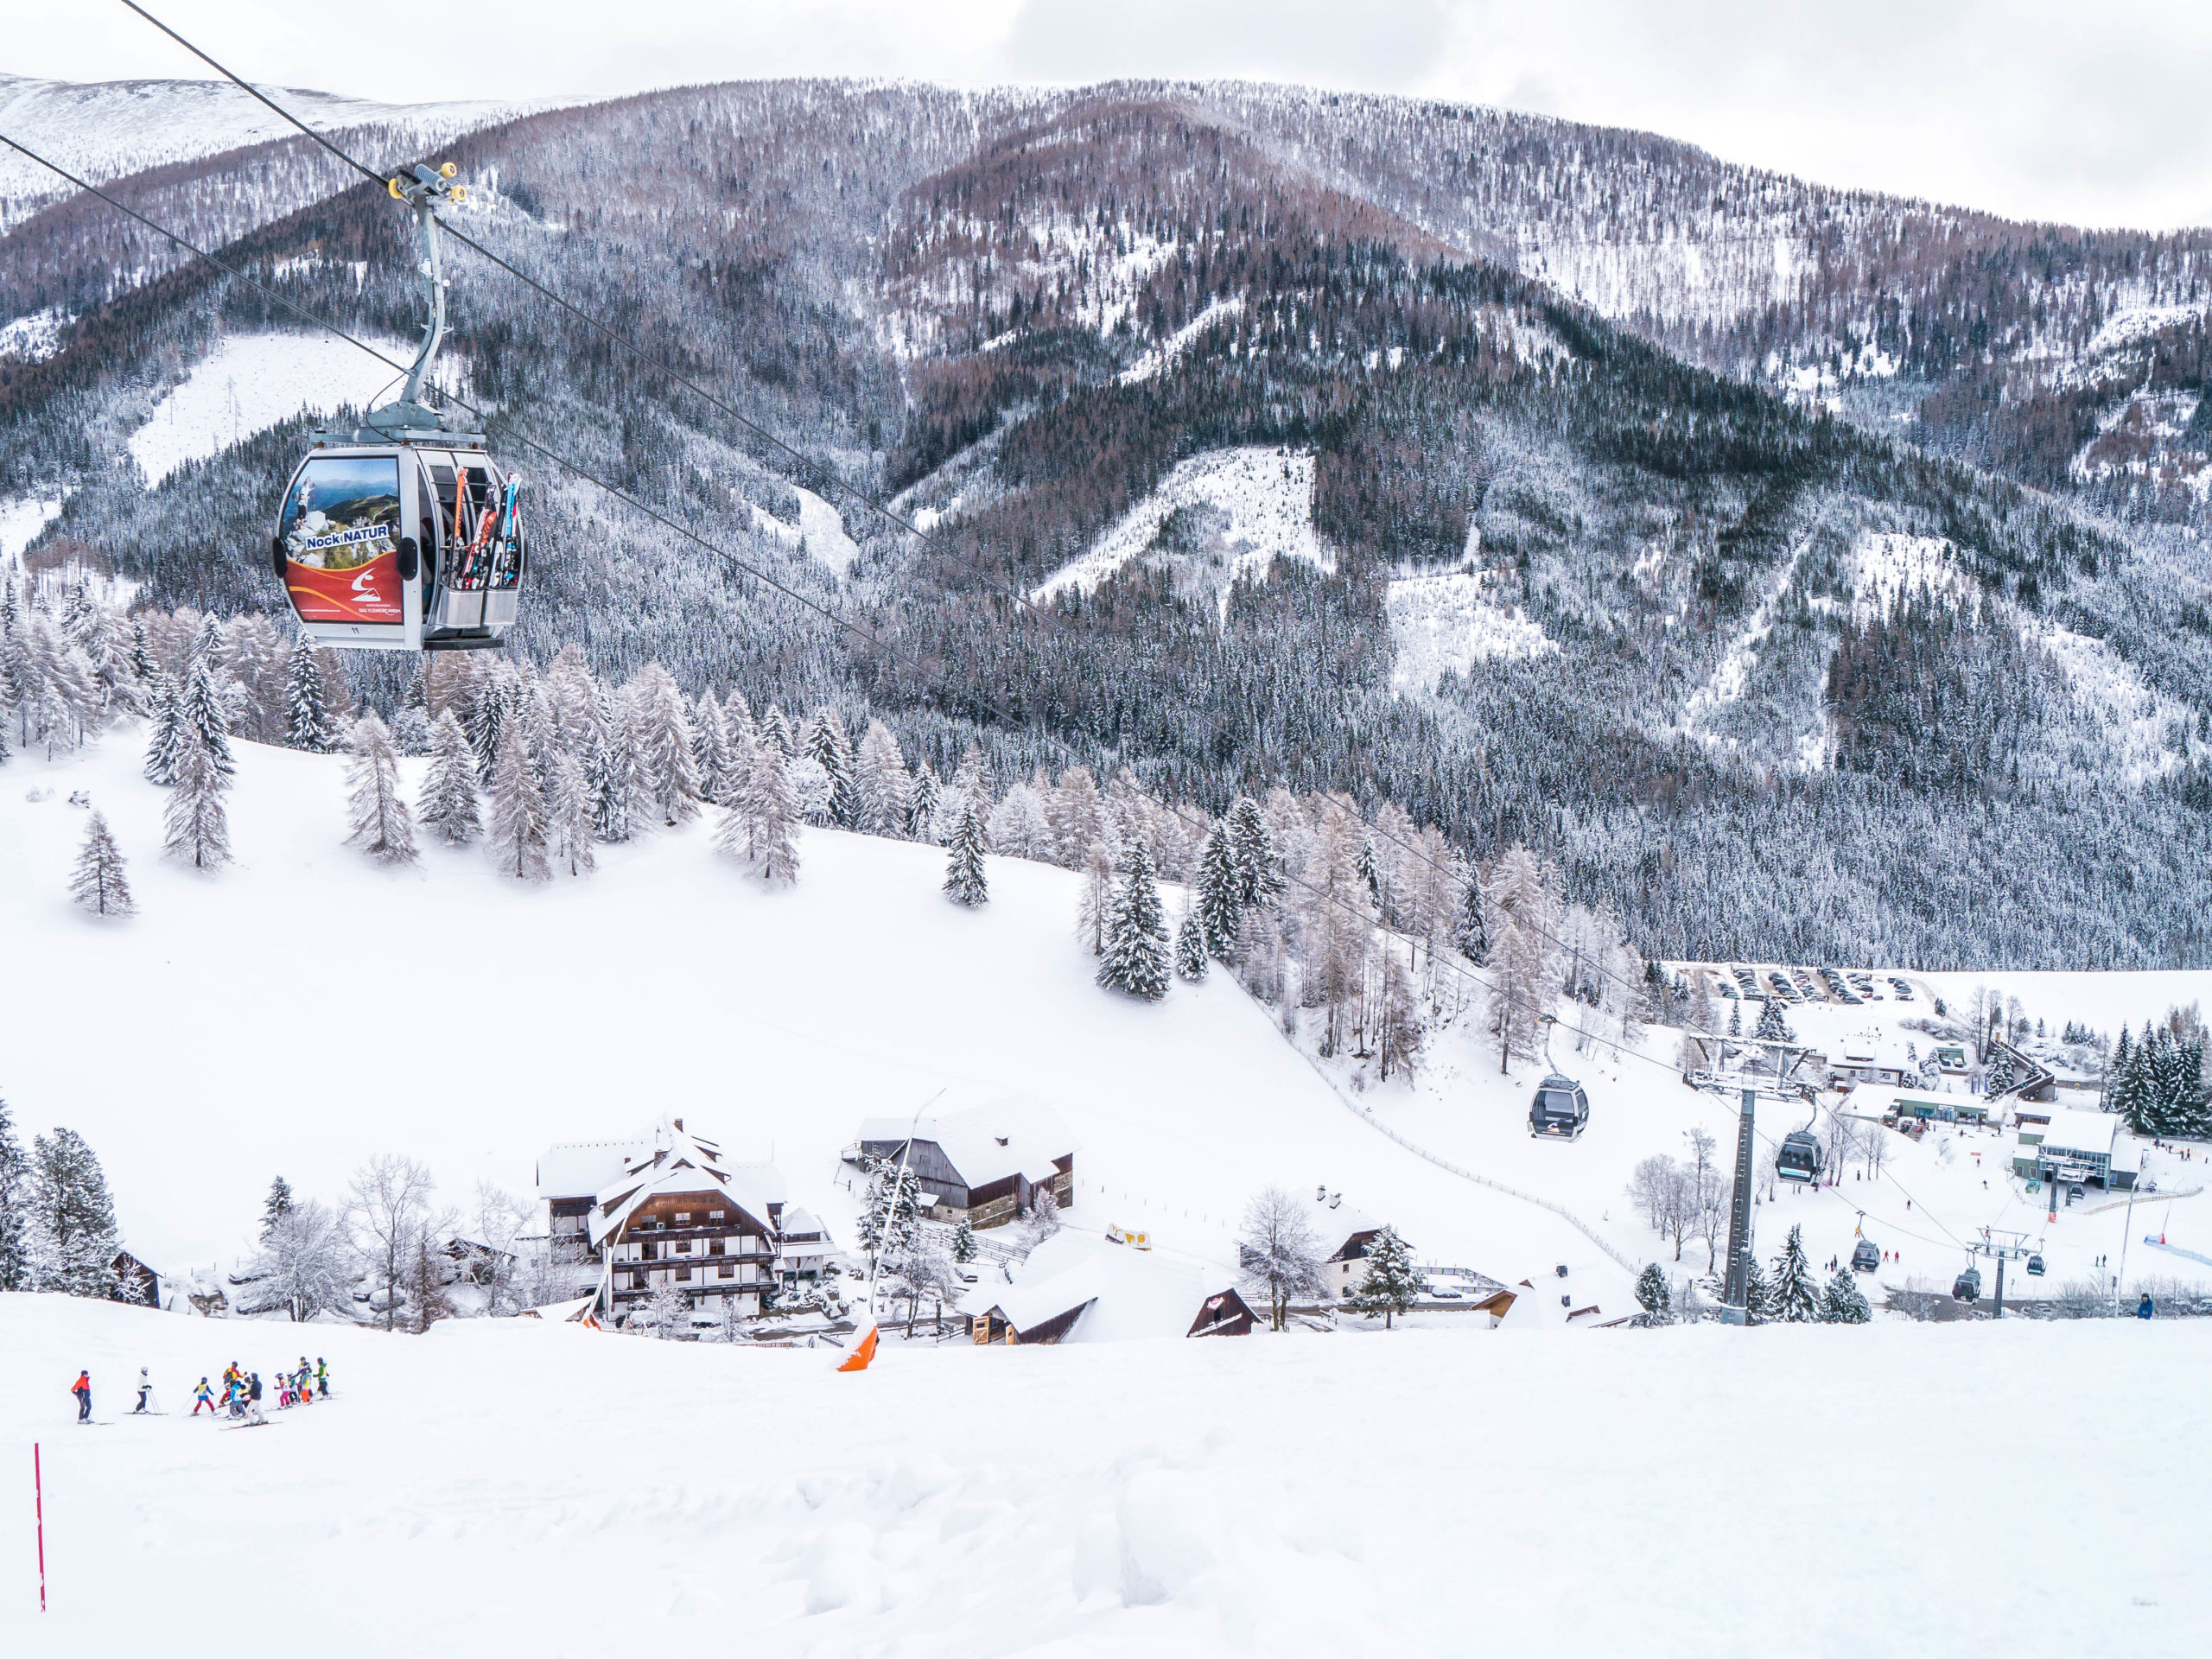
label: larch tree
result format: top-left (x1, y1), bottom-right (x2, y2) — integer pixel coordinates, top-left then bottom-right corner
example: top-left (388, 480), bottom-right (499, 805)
top-left (417, 709), bottom-right (482, 846)
top-left (1344, 1224), bottom-right (1420, 1329)
top-left (68, 810), bottom-right (134, 918)
top-left (718, 736), bottom-right (799, 886)
top-left (283, 633), bottom-right (338, 752)
top-left (1096, 841), bottom-right (1171, 1001)
top-left (586, 687), bottom-right (638, 844)
top-left (691, 691), bottom-right (734, 806)
top-left (1376, 950), bottom-right (1424, 1081)
top-left (942, 797), bottom-right (989, 906)
top-left (546, 749), bottom-right (597, 878)
top-left (1076, 835), bottom-right (1121, 955)
top-left (163, 726), bottom-right (233, 871)
top-left (853, 718), bottom-right (912, 837)
top-left (629, 664), bottom-right (701, 827)
top-left (486, 722), bottom-right (550, 882)
top-left (29, 1127), bottom-right (121, 1298)
top-left (344, 714), bottom-right (418, 867)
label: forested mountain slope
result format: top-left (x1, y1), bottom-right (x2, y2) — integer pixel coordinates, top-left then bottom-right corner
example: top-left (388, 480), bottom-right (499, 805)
top-left (4, 75), bottom-right (2210, 967)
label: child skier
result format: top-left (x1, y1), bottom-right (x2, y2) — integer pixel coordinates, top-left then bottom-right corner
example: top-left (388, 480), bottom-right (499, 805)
top-left (71, 1370), bottom-right (91, 1423)
top-left (191, 1377), bottom-right (216, 1416)
top-left (315, 1357), bottom-right (330, 1398)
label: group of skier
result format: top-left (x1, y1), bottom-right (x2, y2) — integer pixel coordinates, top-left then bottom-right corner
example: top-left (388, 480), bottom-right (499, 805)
top-left (72, 1357), bottom-right (330, 1425)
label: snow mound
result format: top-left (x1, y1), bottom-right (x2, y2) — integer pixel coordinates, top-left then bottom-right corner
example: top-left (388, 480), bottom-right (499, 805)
top-left (126, 330), bottom-right (433, 486)
top-left (1386, 570), bottom-right (1556, 692)
top-left (1031, 447), bottom-right (1329, 611)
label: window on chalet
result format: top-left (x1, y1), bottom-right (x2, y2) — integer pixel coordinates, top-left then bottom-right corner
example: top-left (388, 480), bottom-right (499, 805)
top-left (631, 1271), bottom-right (647, 1289)
top-left (708, 1240), bottom-right (725, 1256)
top-left (676, 1266), bottom-right (691, 1282)
top-left (640, 1242), bottom-right (658, 1261)
top-left (675, 1212), bottom-right (690, 1224)
top-left (676, 1241), bottom-right (691, 1255)
top-left (716, 1263), bottom-right (734, 1279)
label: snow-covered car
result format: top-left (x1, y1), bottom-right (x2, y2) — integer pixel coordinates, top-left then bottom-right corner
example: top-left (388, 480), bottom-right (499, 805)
top-left (1425, 1281), bottom-right (1465, 1300)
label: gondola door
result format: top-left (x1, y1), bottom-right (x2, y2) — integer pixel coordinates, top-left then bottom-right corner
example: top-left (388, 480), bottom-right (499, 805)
top-left (427, 455), bottom-right (484, 631)
top-left (274, 448), bottom-right (423, 651)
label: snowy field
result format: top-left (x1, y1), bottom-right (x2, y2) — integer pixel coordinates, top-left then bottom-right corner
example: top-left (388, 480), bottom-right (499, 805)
top-left (1384, 569), bottom-right (1556, 693)
top-left (4, 1293), bottom-right (2206, 1656)
top-left (1030, 447), bottom-right (1329, 613)
top-left (126, 330), bottom-right (435, 486)
top-left (0, 733), bottom-right (1624, 1309)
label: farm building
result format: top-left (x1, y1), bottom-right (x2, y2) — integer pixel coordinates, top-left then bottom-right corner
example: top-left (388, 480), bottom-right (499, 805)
top-left (111, 1249), bottom-right (162, 1308)
top-left (851, 1096), bottom-right (1075, 1230)
top-left (537, 1120), bottom-right (822, 1327)
top-left (1305, 1187), bottom-right (1387, 1300)
top-left (960, 1231), bottom-right (1256, 1344)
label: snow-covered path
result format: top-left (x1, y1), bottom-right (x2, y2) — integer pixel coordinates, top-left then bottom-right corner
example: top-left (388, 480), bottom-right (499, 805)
top-left (3, 1294), bottom-right (2205, 1656)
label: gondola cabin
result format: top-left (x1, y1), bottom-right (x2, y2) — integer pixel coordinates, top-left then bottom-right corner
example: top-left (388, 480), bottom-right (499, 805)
top-left (1776, 1128), bottom-right (1824, 1184)
top-left (1953, 1267), bottom-right (1981, 1303)
top-left (1529, 1074), bottom-right (1591, 1140)
top-left (273, 429), bottom-right (523, 652)
top-left (1850, 1237), bottom-right (1880, 1273)
top-left (2025, 1253), bottom-right (2045, 1277)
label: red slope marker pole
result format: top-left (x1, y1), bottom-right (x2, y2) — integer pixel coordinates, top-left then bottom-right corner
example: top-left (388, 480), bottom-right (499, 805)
top-left (34, 1442), bottom-right (47, 1612)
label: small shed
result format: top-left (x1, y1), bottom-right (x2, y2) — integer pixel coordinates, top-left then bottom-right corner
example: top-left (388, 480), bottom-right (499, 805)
top-left (111, 1249), bottom-right (162, 1308)
top-left (959, 1232), bottom-right (1255, 1344)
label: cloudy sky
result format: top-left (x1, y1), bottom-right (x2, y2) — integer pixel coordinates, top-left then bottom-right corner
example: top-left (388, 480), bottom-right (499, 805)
top-left (11, 0), bottom-right (2208, 229)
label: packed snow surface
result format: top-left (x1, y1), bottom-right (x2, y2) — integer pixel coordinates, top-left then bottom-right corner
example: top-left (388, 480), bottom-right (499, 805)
top-left (1030, 447), bottom-right (1329, 608)
top-left (1117, 294), bottom-right (1244, 385)
top-left (1385, 570), bottom-right (1556, 692)
top-left (795, 486), bottom-right (861, 575)
top-left (0, 495), bottom-right (65, 563)
top-left (4, 1294), bottom-right (2207, 1656)
top-left (125, 330), bottom-right (428, 486)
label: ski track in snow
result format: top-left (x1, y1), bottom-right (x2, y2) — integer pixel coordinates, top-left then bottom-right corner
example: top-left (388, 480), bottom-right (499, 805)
top-left (1029, 447), bottom-right (1329, 612)
top-left (126, 331), bottom-right (433, 486)
top-left (1675, 539), bottom-right (1807, 749)
top-left (1117, 294), bottom-right (1244, 385)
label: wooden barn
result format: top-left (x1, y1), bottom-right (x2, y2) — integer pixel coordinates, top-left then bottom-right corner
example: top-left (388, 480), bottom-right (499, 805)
top-left (852, 1096), bottom-right (1076, 1230)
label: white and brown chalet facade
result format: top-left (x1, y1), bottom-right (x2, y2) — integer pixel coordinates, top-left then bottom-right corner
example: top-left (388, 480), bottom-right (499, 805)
top-left (537, 1122), bottom-right (827, 1328)
top-left (851, 1096), bottom-right (1076, 1230)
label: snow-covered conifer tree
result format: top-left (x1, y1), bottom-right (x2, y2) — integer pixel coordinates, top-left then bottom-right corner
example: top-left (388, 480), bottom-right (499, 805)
top-left (486, 723), bottom-right (550, 882)
top-left (691, 691), bottom-right (734, 806)
top-left (1727, 997), bottom-right (1743, 1037)
top-left (417, 709), bottom-right (482, 846)
top-left (951, 1217), bottom-right (976, 1264)
top-left (801, 707), bottom-right (856, 827)
top-left (907, 762), bottom-right (941, 842)
top-left (1225, 795), bottom-right (1285, 911)
top-left (1741, 1256), bottom-right (1772, 1325)
top-left (68, 810), bottom-right (134, 917)
top-left (628, 664), bottom-right (701, 827)
top-left (343, 714), bottom-right (417, 867)
top-left (0, 1096), bottom-right (33, 1292)
top-left (717, 736), bottom-right (802, 886)
top-left (163, 727), bottom-right (233, 871)
top-left (1820, 1267), bottom-right (1871, 1324)
top-left (1195, 821), bottom-right (1243, 961)
top-left (143, 673), bottom-right (187, 785)
top-left (942, 797), bottom-right (988, 906)
top-left (1770, 1224), bottom-right (1819, 1322)
top-left (1175, 908), bottom-right (1209, 982)
top-left (547, 750), bottom-right (597, 878)
top-left (463, 661), bottom-right (504, 785)
top-left (1754, 997), bottom-right (1794, 1043)
top-left (29, 1127), bottom-right (120, 1299)
top-left (586, 687), bottom-right (638, 843)
top-left (178, 658), bottom-right (234, 776)
top-left (1635, 1262), bottom-right (1673, 1325)
top-left (283, 634), bottom-right (338, 753)
top-left (853, 718), bottom-right (912, 837)
top-left (260, 1176), bottom-right (295, 1242)
top-left (1344, 1224), bottom-right (1420, 1328)
top-left (1096, 842), bottom-right (1170, 1001)
top-left (758, 703), bottom-right (796, 760)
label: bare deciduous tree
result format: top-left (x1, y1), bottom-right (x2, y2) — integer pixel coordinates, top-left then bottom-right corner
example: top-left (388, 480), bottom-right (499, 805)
top-left (1236, 1185), bottom-right (1328, 1331)
top-left (345, 1154), bottom-right (440, 1333)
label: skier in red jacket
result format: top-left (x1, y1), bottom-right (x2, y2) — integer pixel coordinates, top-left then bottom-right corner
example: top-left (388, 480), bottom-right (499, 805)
top-left (71, 1370), bottom-right (91, 1423)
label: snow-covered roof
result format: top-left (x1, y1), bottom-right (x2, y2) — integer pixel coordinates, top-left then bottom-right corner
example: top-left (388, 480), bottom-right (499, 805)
top-left (959, 1231), bottom-right (1241, 1342)
top-left (584, 1125), bottom-right (785, 1249)
top-left (857, 1095), bottom-right (1075, 1187)
top-left (1302, 1188), bottom-right (1382, 1259)
top-left (1838, 1084), bottom-right (1969, 1119)
top-left (537, 1137), bottom-right (653, 1201)
top-left (2029, 1109), bottom-right (2124, 1160)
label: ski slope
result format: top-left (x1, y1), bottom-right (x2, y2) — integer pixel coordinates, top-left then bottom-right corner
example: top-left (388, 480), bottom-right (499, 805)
top-left (0, 731), bottom-right (1625, 1310)
top-left (4, 1293), bottom-right (2207, 1656)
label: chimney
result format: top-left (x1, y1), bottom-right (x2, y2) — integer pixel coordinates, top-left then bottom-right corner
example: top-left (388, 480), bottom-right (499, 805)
top-left (1316, 1185), bottom-right (1326, 1202)
top-left (1329, 1192), bottom-right (1342, 1209)
top-left (673, 1117), bottom-right (683, 1132)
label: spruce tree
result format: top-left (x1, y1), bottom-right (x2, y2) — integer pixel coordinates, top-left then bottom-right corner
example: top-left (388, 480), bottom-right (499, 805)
top-left (30, 1127), bottom-right (120, 1298)
top-left (1194, 821), bottom-right (1243, 961)
top-left (587, 687), bottom-right (637, 843)
top-left (143, 672), bottom-right (187, 785)
top-left (1754, 997), bottom-right (1793, 1043)
top-left (344, 714), bottom-right (418, 867)
top-left (1344, 1225), bottom-right (1420, 1329)
top-left (907, 763), bottom-right (941, 842)
top-left (1224, 795), bottom-right (1283, 911)
top-left (1821, 1267), bottom-right (1872, 1324)
top-left (68, 810), bottom-right (134, 917)
top-left (951, 1217), bottom-right (977, 1264)
top-left (260, 1176), bottom-right (296, 1243)
top-left (486, 723), bottom-right (550, 881)
top-left (464, 664), bottom-right (505, 785)
top-left (0, 1096), bottom-right (33, 1293)
top-left (417, 709), bottom-right (482, 846)
top-left (1741, 1256), bottom-right (1772, 1325)
top-left (283, 634), bottom-right (337, 752)
top-left (803, 707), bottom-right (857, 827)
top-left (163, 727), bottom-right (233, 871)
top-left (942, 798), bottom-right (989, 906)
top-left (1175, 908), bottom-right (1210, 982)
top-left (1727, 997), bottom-right (1743, 1037)
top-left (1770, 1224), bottom-right (1819, 1322)
top-left (1096, 841), bottom-right (1171, 1001)
top-left (1635, 1262), bottom-right (1673, 1325)
top-left (691, 691), bottom-right (734, 806)
top-left (178, 658), bottom-right (235, 777)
